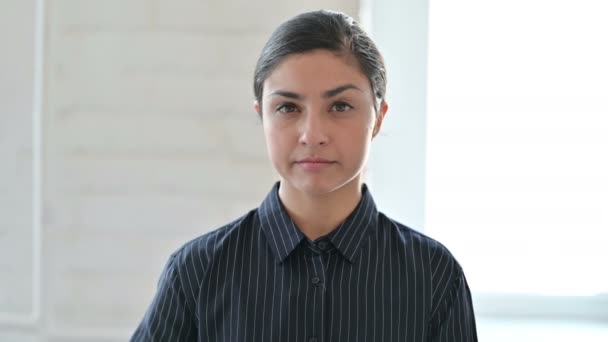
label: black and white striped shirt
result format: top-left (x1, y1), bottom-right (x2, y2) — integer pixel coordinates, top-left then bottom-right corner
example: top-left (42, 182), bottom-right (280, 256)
top-left (131, 182), bottom-right (477, 341)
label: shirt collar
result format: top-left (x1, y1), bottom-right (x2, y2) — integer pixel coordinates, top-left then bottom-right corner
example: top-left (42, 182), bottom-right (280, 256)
top-left (258, 181), bottom-right (379, 264)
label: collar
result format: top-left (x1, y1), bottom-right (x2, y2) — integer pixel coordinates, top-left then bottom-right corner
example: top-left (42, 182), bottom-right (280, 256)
top-left (258, 181), bottom-right (379, 264)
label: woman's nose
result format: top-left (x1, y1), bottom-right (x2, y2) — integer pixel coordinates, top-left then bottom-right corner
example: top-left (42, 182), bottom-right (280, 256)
top-left (298, 111), bottom-right (329, 146)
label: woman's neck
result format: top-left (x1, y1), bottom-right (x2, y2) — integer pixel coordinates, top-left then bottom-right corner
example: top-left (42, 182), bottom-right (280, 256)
top-left (278, 179), bottom-right (363, 241)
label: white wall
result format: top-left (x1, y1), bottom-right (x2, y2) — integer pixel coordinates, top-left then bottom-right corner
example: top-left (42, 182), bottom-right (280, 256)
top-left (365, 0), bottom-right (429, 231)
top-left (0, 1), bottom-right (360, 341)
top-left (0, 0), bottom-right (37, 330)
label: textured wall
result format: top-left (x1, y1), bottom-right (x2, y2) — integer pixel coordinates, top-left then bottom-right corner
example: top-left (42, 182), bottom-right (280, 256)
top-left (1, 0), bottom-right (360, 341)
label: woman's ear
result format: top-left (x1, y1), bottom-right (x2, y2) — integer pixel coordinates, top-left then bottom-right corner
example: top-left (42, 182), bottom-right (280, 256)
top-left (372, 101), bottom-right (389, 138)
top-left (254, 100), bottom-right (261, 115)
top-left (254, 100), bottom-right (264, 122)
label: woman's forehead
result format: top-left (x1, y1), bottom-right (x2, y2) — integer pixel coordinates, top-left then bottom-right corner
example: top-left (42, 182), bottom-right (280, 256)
top-left (263, 50), bottom-right (371, 97)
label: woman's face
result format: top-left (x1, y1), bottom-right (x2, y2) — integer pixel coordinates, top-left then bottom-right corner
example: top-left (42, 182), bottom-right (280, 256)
top-left (256, 49), bottom-right (387, 197)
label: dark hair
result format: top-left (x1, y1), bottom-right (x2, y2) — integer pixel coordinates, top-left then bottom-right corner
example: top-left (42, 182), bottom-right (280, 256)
top-left (253, 10), bottom-right (387, 112)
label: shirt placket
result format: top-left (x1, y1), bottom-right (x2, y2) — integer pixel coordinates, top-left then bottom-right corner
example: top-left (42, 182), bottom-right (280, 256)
top-left (307, 240), bottom-right (330, 342)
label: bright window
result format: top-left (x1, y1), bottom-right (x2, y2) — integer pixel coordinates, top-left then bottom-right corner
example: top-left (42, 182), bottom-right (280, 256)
top-left (425, 0), bottom-right (608, 297)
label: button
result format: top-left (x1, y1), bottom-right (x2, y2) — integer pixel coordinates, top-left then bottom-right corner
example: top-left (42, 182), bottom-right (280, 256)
top-left (311, 276), bottom-right (321, 285)
top-left (317, 240), bottom-right (329, 250)
top-left (308, 337), bottom-right (318, 342)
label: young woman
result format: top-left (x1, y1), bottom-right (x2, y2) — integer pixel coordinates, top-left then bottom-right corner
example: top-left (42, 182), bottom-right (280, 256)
top-left (132, 10), bottom-right (477, 342)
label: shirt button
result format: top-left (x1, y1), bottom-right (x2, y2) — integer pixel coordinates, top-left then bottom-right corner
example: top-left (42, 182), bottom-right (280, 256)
top-left (317, 240), bottom-right (329, 250)
top-left (309, 337), bottom-right (318, 342)
top-left (311, 276), bottom-right (321, 285)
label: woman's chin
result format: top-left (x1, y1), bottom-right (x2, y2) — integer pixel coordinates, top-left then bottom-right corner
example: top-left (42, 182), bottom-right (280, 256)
top-left (282, 175), bottom-right (360, 198)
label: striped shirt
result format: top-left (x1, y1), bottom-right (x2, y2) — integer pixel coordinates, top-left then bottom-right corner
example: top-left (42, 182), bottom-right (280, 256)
top-left (131, 182), bottom-right (478, 341)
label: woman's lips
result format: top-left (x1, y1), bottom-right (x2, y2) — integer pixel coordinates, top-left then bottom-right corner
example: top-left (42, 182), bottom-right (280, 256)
top-left (295, 159), bottom-right (336, 171)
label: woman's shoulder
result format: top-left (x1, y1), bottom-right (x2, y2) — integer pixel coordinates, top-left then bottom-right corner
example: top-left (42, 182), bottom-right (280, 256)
top-left (169, 209), bottom-right (258, 277)
top-left (379, 213), bottom-right (469, 310)
top-left (379, 212), bottom-right (464, 274)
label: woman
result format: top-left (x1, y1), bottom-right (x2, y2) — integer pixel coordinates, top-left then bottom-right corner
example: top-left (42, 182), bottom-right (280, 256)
top-left (132, 10), bottom-right (477, 342)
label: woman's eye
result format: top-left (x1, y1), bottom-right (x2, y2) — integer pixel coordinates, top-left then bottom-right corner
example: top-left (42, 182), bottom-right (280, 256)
top-left (331, 102), bottom-right (353, 112)
top-left (276, 103), bottom-right (298, 113)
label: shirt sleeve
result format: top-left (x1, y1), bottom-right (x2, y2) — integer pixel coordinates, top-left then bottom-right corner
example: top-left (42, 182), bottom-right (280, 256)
top-left (131, 253), bottom-right (197, 342)
top-left (429, 272), bottom-right (478, 342)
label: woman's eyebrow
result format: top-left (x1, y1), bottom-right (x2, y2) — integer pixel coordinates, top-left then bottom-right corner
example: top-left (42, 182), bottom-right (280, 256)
top-left (268, 84), bottom-right (362, 100)
top-left (323, 84), bottom-right (362, 98)
top-left (268, 90), bottom-right (303, 100)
